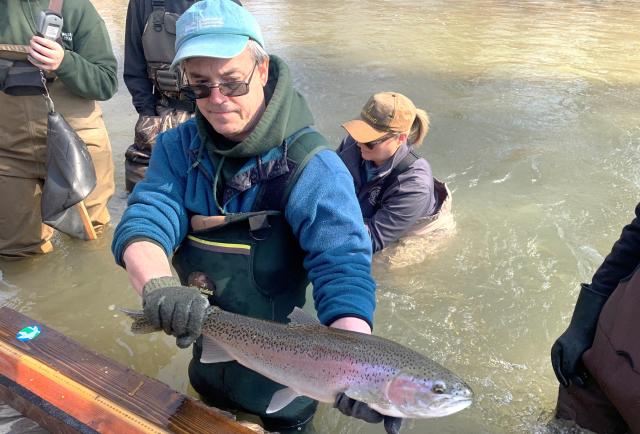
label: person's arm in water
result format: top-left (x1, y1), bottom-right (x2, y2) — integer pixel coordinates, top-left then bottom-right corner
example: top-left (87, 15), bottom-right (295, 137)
top-left (124, 0), bottom-right (157, 115)
top-left (285, 150), bottom-right (376, 334)
top-left (551, 202), bottom-right (640, 387)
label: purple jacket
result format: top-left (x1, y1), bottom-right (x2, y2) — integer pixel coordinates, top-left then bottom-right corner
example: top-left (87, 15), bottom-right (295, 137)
top-left (337, 135), bottom-right (437, 252)
top-left (590, 201), bottom-right (640, 297)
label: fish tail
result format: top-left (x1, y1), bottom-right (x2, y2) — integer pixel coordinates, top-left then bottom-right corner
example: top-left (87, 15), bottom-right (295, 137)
top-left (118, 307), bottom-right (161, 334)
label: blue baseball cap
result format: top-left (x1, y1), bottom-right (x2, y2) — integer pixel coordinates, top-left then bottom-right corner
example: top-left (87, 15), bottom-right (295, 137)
top-left (171, 0), bottom-right (264, 69)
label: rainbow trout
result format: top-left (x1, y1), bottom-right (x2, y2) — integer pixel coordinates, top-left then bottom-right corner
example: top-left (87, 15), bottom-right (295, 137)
top-left (123, 306), bottom-right (473, 419)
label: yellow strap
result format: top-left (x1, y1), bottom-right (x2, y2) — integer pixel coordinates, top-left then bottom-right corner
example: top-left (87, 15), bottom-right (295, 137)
top-left (186, 235), bottom-right (251, 251)
top-left (0, 340), bottom-right (168, 434)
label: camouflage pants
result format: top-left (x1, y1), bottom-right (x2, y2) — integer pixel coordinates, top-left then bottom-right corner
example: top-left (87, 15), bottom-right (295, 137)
top-left (124, 106), bottom-right (192, 192)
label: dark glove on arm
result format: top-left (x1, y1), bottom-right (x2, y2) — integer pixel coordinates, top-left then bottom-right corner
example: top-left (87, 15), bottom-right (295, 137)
top-left (334, 393), bottom-right (403, 434)
top-left (550, 283), bottom-right (608, 387)
top-left (142, 276), bottom-right (209, 349)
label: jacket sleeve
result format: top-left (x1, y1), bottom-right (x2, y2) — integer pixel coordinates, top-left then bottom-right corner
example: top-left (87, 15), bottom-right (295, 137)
top-left (285, 150), bottom-right (376, 328)
top-left (589, 202), bottom-right (640, 297)
top-left (111, 128), bottom-right (190, 266)
top-left (367, 166), bottom-right (433, 253)
top-left (54, 1), bottom-right (117, 101)
top-left (124, 0), bottom-right (158, 115)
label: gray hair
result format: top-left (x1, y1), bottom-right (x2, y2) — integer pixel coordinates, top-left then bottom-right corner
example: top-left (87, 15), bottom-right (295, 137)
top-left (247, 40), bottom-right (268, 64)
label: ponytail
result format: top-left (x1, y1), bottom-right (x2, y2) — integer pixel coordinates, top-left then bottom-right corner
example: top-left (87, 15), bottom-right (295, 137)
top-left (407, 109), bottom-right (429, 147)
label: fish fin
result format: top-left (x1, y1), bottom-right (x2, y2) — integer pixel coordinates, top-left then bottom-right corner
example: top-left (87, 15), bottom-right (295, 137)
top-left (343, 386), bottom-right (375, 406)
top-left (119, 307), bottom-right (160, 334)
top-left (287, 307), bottom-right (320, 325)
top-left (266, 387), bottom-right (301, 414)
top-left (119, 307), bottom-right (145, 319)
top-left (200, 336), bottom-right (235, 363)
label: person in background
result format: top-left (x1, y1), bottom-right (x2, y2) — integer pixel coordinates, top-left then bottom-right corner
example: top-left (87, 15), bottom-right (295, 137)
top-left (337, 92), bottom-right (451, 254)
top-left (112, 1), bottom-right (400, 432)
top-left (0, 0), bottom-right (116, 259)
top-left (124, 0), bottom-right (243, 191)
top-left (551, 201), bottom-right (640, 434)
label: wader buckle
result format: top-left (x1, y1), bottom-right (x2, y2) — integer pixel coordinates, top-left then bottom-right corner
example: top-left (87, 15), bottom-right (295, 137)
top-left (249, 214), bottom-right (271, 241)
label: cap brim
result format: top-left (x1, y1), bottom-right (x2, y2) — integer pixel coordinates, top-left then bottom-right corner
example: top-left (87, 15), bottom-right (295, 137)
top-left (341, 119), bottom-right (387, 143)
top-left (171, 34), bottom-right (250, 69)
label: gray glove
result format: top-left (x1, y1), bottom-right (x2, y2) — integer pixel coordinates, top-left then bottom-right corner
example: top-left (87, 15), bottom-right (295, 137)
top-left (142, 276), bottom-right (209, 348)
top-left (334, 393), bottom-right (403, 434)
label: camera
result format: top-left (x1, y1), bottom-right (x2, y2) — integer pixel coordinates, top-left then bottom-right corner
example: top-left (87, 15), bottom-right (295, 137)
top-left (27, 10), bottom-right (63, 66)
top-left (36, 10), bottom-right (63, 41)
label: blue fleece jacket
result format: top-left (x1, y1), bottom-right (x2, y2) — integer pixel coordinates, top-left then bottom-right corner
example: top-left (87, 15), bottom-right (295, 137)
top-left (112, 118), bottom-right (376, 326)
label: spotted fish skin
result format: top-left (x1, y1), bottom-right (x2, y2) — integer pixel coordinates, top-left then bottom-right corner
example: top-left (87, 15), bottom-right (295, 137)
top-left (123, 306), bottom-right (473, 419)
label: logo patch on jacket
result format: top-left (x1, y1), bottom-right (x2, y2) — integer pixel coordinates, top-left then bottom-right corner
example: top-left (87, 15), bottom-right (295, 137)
top-left (368, 186), bottom-right (381, 206)
top-left (61, 32), bottom-right (72, 42)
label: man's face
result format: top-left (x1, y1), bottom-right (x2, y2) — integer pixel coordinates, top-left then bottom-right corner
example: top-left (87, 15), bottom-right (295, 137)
top-left (184, 47), bottom-right (269, 141)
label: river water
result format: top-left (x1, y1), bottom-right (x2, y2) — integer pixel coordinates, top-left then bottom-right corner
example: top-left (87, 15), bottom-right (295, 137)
top-left (1, 1), bottom-right (639, 433)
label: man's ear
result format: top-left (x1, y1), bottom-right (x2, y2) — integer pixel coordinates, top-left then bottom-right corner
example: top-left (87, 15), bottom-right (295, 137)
top-left (258, 57), bottom-right (269, 86)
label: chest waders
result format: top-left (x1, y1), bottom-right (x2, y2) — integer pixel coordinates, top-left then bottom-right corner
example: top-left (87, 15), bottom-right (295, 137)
top-left (172, 128), bottom-right (329, 429)
top-left (142, 0), bottom-right (180, 99)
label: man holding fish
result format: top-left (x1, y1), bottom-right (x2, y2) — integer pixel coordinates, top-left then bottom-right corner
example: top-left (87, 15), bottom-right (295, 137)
top-left (111, 0), bottom-right (405, 432)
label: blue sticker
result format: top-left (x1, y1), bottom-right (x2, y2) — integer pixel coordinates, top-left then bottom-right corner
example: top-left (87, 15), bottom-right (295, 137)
top-left (16, 325), bottom-right (41, 342)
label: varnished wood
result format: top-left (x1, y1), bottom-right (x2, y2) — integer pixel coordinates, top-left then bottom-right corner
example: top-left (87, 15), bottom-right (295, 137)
top-left (0, 307), bottom-right (265, 434)
top-left (0, 379), bottom-right (90, 434)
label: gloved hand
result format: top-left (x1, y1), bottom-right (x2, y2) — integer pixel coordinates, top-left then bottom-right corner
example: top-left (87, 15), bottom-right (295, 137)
top-left (142, 276), bottom-right (209, 349)
top-left (334, 392), bottom-right (403, 434)
top-left (550, 283), bottom-right (609, 387)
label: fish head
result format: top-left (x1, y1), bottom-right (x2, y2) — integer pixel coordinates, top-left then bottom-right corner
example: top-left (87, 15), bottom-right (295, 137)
top-left (382, 369), bottom-right (473, 418)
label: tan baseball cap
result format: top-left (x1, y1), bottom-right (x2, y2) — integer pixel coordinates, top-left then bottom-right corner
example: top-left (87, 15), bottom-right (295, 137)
top-left (342, 92), bottom-right (416, 143)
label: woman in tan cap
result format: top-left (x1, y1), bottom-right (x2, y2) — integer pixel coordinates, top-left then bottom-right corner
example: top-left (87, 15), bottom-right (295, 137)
top-left (337, 91), bottom-right (451, 254)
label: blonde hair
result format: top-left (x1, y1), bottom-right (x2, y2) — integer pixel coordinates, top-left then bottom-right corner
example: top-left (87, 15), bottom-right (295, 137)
top-left (407, 108), bottom-right (429, 147)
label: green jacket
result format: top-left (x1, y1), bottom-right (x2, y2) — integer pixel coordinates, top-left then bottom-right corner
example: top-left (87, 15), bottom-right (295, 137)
top-left (0, 0), bottom-right (117, 101)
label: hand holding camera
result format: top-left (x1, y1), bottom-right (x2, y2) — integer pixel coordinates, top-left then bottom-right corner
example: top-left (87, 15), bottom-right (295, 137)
top-left (28, 10), bottom-right (65, 71)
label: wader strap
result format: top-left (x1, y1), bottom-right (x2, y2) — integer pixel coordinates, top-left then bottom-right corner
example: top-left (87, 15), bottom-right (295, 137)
top-left (379, 150), bottom-right (420, 198)
top-left (247, 127), bottom-right (329, 212)
top-left (151, 0), bottom-right (166, 31)
top-left (48, 0), bottom-right (63, 14)
top-left (281, 131), bottom-right (330, 209)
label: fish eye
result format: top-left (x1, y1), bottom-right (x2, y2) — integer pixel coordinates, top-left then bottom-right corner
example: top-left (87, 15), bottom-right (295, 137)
top-left (432, 381), bottom-right (446, 394)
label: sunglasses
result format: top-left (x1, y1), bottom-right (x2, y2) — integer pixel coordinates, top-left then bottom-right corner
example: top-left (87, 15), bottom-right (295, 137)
top-left (361, 133), bottom-right (398, 150)
top-left (180, 61), bottom-right (259, 100)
